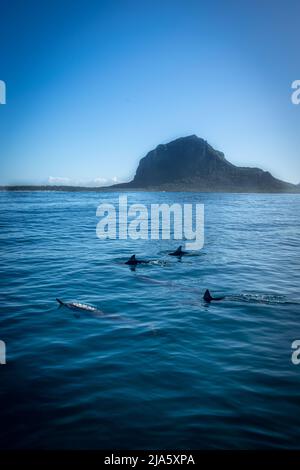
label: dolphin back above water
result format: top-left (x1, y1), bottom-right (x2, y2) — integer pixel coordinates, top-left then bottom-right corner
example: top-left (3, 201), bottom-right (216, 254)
top-left (203, 289), bottom-right (225, 302)
top-left (56, 298), bottom-right (100, 313)
top-left (169, 245), bottom-right (186, 256)
top-left (125, 255), bottom-right (149, 265)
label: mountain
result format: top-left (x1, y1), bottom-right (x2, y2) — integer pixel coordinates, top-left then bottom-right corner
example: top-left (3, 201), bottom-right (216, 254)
top-left (2, 135), bottom-right (299, 193)
top-left (112, 135), bottom-right (298, 193)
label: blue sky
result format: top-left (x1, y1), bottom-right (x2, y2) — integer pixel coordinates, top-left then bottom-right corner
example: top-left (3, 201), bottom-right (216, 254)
top-left (0, 0), bottom-right (299, 185)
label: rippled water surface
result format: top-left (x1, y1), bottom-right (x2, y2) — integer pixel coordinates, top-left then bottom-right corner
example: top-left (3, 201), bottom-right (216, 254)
top-left (0, 191), bottom-right (300, 449)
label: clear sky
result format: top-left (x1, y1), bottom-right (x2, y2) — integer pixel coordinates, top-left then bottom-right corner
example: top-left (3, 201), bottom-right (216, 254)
top-left (0, 0), bottom-right (299, 185)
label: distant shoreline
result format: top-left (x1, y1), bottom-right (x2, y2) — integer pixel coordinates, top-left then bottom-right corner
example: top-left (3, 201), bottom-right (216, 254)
top-left (1, 185), bottom-right (300, 194)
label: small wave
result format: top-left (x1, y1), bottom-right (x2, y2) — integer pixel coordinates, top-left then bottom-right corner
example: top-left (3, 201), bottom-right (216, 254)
top-left (226, 293), bottom-right (300, 305)
top-left (148, 259), bottom-right (168, 266)
top-left (136, 275), bottom-right (175, 286)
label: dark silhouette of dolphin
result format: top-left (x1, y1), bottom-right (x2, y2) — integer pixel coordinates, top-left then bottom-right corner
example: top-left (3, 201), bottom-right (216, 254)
top-left (125, 255), bottom-right (149, 265)
top-left (203, 289), bottom-right (224, 302)
top-left (168, 245), bottom-right (187, 256)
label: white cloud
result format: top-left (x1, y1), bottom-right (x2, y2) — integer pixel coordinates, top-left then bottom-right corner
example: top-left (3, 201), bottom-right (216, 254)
top-left (93, 177), bottom-right (108, 184)
top-left (47, 176), bottom-right (121, 187)
top-left (48, 176), bottom-right (71, 184)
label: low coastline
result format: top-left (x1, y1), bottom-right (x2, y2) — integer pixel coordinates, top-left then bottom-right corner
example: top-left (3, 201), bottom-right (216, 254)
top-left (1, 185), bottom-right (300, 193)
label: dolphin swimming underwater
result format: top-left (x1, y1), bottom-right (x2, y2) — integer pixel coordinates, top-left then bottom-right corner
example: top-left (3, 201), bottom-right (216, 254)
top-left (168, 245), bottom-right (187, 256)
top-left (203, 289), bottom-right (225, 302)
top-left (56, 298), bottom-right (103, 314)
top-left (125, 255), bottom-right (149, 266)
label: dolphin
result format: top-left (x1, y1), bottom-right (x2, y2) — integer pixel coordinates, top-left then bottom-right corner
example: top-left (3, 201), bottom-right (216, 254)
top-left (56, 298), bottom-right (103, 314)
top-left (203, 289), bottom-right (225, 302)
top-left (168, 245), bottom-right (187, 256)
top-left (125, 255), bottom-right (149, 265)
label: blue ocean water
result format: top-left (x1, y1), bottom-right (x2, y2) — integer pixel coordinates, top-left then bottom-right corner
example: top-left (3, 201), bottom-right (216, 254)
top-left (0, 191), bottom-right (300, 450)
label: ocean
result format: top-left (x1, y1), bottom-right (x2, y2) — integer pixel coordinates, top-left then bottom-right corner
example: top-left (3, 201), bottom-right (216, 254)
top-left (0, 191), bottom-right (300, 449)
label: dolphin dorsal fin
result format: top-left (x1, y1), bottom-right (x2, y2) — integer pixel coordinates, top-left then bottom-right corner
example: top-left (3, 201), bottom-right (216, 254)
top-left (175, 245), bottom-right (182, 254)
top-left (204, 289), bottom-right (213, 302)
top-left (130, 255), bottom-right (136, 260)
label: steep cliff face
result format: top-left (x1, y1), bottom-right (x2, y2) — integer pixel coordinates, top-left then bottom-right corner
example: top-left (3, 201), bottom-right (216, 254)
top-left (117, 135), bottom-right (296, 192)
top-left (132, 135), bottom-right (228, 186)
